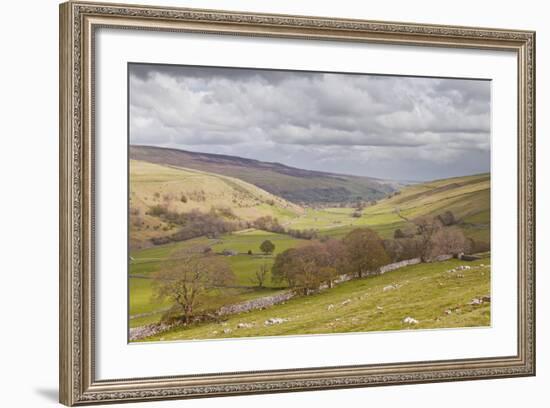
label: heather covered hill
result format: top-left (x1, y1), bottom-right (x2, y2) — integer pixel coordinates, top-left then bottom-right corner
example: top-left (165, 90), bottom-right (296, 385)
top-left (130, 145), bottom-right (398, 205)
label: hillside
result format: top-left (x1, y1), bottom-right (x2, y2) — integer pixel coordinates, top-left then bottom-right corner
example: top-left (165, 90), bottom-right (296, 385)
top-left (129, 167), bottom-right (491, 333)
top-left (367, 173), bottom-right (490, 241)
top-left (130, 159), bottom-right (490, 249)
top-left (129, 229), bottom-right (304, 328)
top-left (130, 145), bottom-right (397, 204)
top-left (129, 160), bottom-right (304, 249)
top-left (138, 255), bottom-right (491, 341)
top-left (282, 173), bottom-right (490, 242)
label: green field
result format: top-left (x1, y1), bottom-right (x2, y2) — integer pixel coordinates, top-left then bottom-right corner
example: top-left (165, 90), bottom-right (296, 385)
top-left (282, 173), bottom-right (490, 241)
top-left (129, 229), bottom-right (306, 327)
top-left (128, 159), bottom-right (490, 335)
top-left (139, 256), bottom-right (491, 341)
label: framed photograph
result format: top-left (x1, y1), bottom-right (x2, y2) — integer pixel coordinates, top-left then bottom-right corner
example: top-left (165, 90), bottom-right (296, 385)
top-left (59, 1), bottom-right (536, 405)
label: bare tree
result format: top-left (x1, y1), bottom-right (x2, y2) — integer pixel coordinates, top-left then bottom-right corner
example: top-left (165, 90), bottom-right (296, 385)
top-left (430, 227), bottom-right (466, 257)
top-left (437, 210), bottom-right (457, 226)
top-left (413, 216), bottom-right (443, 262)
top-left (153, 252), bottom-right (235, 324)
top-left (342, 228), bottom-right (390, 278)
top-left (250, 263), bottom-right (270, 288)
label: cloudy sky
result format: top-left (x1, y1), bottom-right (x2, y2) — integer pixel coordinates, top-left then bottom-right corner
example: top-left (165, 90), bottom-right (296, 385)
top-left (129, 63), bottom-right (491, 181)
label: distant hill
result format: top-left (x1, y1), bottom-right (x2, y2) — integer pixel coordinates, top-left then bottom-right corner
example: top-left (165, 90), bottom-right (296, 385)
top-left (130, 145), bottom-right (397, 205)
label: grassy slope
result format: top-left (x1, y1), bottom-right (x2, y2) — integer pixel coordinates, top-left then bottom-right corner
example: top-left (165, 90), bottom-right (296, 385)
top-left (128, 164), bottom-right (490, 330)
top-left (139, 256), bottom-right (491, 342)
top-left (130, 160), bottom-right (304, 247)
top-left (286, 173), bottom-right (490, 241)
top-left (129, 229), bottom-right (306, 327)
top-left (130, 145), bottom-right (397, 204)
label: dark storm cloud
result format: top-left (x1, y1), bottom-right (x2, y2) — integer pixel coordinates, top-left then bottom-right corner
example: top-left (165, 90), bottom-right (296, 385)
top-left (129, 63), bottom-right (491, 181)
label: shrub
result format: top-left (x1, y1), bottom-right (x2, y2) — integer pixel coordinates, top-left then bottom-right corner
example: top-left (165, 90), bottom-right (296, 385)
top-left (147, 204), bottom-right (168, 217)
top-left (147, 209), bottom-right (242, 245)
top-left (213, 206), bottom-right (236, 219)
top-left (253, 216), bottom-right (284, 233)
top-left (129, 207), bottom-right (143, 227)
top-left (151, 236), bottom-right (171, 245)
top-left (465, 238), bottom-right (491, 254)
top-left (437, 210), bottom-right (457, 226)
top-left (394, 228), bottom-right (405, 239)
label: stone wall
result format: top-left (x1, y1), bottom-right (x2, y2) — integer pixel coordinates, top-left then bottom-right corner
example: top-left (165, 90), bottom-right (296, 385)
top-left (430, 254), bottom-right (454, 262)
top-left (129, 322), bottom-right (175, 342)
top-left (379, 257), bottom-right (422, 274)
top-left (217, 290), bottom-right (295, 316)
top-left (130, 255), bottom-right (455, 341)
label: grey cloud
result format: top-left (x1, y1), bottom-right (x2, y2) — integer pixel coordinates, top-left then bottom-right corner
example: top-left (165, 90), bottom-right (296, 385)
top-left (129, 64), bottom-right (490, 181)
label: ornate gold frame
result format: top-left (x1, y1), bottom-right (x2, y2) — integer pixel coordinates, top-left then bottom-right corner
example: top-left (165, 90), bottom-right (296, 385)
top-left (59, 1), bottom-right (536, 405)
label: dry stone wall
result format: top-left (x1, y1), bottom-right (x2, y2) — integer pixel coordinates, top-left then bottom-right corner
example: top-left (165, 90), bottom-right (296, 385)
top-left (217, 290), bottom-right (295, 315)
top-left (130, 255), bottom-right (456, 340)
top-left (379, 257), bottom-right (422, 274)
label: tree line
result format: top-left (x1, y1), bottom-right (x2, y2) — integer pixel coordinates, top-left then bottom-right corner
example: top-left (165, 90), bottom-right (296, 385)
top-left (151, 212), bottom-right (488, 325)
top-left (271, 213), bottom-right (487, 294)
top-left (147, 208), bottom-right (320, 246)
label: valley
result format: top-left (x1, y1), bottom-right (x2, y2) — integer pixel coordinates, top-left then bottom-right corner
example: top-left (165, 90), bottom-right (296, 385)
top-left (128, 146), bottom-right (491, 341)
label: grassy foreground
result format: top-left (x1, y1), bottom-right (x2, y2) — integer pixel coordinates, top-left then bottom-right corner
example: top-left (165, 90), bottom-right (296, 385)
top-left (129, 229), bottom-right (305, 327)
top-left (138, 256), bottom-right (490, 342)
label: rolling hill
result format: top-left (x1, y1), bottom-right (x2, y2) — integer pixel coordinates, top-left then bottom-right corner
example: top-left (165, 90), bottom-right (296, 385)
top-left (293, 173), bottom-right (491, 242)
top-left (128, 162), bottom-right (491, 332)
top-left (368, 173), bottom-right (491, 241)
top-left (129, 159), bottom-right (304, 249)
top-left (130, 145), bottom-right (398, 205)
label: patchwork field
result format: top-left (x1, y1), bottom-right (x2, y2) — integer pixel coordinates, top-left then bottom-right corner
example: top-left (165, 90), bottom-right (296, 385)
top-left (139, 256), bottom-right (491, 341)
top-left (129, 229), bottom-right (305, 327)
top-left (284, 173), bottom-right (490, 241)
top-left (128, 152), bottom-right (490, 339)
